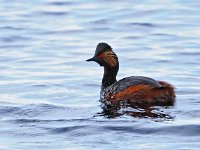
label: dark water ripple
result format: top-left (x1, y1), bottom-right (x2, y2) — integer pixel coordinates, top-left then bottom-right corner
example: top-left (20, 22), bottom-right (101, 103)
top-left (48, 1), bottom-right (74, 6)
top-left (35, 11), bottom-right (69, 16)
top-left (0, 0), bottom-right (200, 149)
top-left (46, 123), bottom-right (200, 137)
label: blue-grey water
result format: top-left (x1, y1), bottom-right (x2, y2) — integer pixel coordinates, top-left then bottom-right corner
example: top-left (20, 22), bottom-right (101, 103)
top-left (0, 0), bottom-right (200, 149)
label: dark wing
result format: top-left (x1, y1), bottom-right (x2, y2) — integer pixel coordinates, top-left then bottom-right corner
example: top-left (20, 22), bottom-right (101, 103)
top-left (103, 76), bottom-right (161, 95)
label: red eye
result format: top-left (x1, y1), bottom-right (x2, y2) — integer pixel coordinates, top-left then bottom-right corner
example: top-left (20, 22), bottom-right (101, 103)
top-left (98, 53), bottom-right (104, 58)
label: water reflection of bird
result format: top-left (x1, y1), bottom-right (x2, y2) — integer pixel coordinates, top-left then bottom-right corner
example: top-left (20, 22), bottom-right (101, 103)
top-left (97, 104), bottom-right (174, 119)
top-left (87, 43), bottom-right (175, 109)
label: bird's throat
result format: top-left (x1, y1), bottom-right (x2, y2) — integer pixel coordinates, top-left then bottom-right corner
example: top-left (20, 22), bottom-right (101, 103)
top-left (101, 65), bottom-right (119, 89)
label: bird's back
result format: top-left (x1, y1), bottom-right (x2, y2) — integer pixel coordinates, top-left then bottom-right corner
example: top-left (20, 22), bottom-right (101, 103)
top-left (101, 76), bottom-right (175, 106)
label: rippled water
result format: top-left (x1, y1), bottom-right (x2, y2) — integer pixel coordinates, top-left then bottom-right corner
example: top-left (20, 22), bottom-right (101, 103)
top-left (0, 0), bottom-right (200, 149)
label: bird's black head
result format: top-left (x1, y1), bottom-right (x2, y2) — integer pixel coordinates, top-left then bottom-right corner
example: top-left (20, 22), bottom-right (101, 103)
top-left (94, 43), bottom-right (112, 56)
top-left (86, 43), bottom-right (118, 68)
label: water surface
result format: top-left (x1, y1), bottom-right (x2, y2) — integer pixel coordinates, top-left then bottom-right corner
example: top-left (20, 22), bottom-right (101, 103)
top-left (0, 0), bottom-right (200, 149)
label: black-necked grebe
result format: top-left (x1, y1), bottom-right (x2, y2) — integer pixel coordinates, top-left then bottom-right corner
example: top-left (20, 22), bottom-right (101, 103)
top-left (87, 43), bottom-right (175, 106)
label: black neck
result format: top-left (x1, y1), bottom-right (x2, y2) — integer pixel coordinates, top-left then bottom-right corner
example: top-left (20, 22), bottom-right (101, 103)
top-left (101, 64), bottom-right (119, 89)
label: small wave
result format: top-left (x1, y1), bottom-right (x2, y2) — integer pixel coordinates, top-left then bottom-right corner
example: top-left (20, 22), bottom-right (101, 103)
top-left (9, 118), bottom-right (67, 123)
top-left (91, 19), bottom-right (110, 25)
top-left (1, 36), bottom-right (32, 42)
top-left (48, 1), bottom-right (74, 6)
top-left (128, 22), bottom-right (157, 28)
top-left (177, 52), bottom-right (200, 56)
top-left (50, 125), bottom-right (87, 134)
top-left (0, 44), bottom-right (27, 49)
top-left (0, 103), bottom-right (67, 118)
top-left (41, 29), bottom-right (85, 35)
top-left (40, 123), bottom-right (200, 137)
top-left (35, 11), bottom-right (68, 16)
top-left (0, 26), bottom-right (24, 31)
top-left (0, 106), bottom-right (20, 115)
top-left (102, 124), bottom-right (200, 136)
